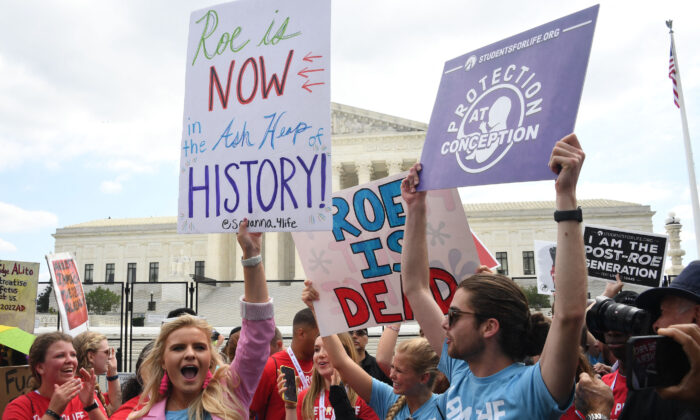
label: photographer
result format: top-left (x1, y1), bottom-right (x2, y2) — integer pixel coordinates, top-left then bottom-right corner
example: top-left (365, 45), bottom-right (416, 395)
top-left (577, 261), bottom-right (700, 419)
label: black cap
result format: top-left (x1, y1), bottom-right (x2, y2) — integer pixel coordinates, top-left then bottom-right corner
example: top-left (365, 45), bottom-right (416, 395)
top-left (636, 260), bottom-right (700, 312)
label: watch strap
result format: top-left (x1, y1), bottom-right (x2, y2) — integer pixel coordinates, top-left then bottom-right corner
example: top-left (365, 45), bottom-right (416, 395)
top-left (554, 206), bottom-right (582, 223)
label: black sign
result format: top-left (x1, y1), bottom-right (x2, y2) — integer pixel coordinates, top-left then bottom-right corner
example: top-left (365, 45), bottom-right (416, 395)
top-left (584, 225), bottom-right (667, 287)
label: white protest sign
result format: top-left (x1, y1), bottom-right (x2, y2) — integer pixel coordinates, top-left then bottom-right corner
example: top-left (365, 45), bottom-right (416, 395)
top-left (534, 240), bottom-right (556, 295)
top-left (292, 173), bottom-right (479, 336)
top-left (178, 0), bottom-right (331, 233)
top-left (584, 225), bottom-right (668, 287)
top-left (45, 253), bottom-right (89, 337)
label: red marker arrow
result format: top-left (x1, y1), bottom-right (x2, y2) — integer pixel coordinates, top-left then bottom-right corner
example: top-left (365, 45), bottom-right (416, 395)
top-left (297, 67), bottom-right (325, 78)
top-left (302, 80), bottom-right (325, 92)
top-left (304, 52), bottom-right (322, 62)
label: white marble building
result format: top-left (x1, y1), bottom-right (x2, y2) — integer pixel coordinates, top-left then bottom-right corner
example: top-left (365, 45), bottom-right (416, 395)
top-left (53, 103), bottom-right (662, 312)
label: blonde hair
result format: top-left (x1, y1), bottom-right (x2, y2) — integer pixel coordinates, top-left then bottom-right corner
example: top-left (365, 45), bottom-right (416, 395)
top-left (130, 315), bottom-right (245, 420)
top-left (385, 338), bottom-right (439, 420)
top-left (301, 333), bottom-right (359, 420)
top-left (73, 331), bottom-right (109, 413)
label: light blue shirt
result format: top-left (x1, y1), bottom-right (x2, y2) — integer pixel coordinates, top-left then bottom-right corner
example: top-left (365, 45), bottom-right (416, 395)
top-left (165, 409), bottom-right (212, 420)
top-left (436, 342), bottom-right (572, 420)
top-left (370, 378), bottom-right (443, 420)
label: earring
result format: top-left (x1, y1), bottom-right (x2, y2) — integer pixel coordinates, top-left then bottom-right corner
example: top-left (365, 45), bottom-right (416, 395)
top-left (202, 370), bottom-right (213, 390)
top-left (159, 371), bottom-right (169, 396)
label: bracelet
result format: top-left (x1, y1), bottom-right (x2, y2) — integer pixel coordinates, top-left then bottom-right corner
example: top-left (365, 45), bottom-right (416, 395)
top-left (285, 403), bottom-right (297, 409)
top-left (83, 401), bottom-right (99, 412)
top-left (106, 374), bottom-right (119, 382)
top-left (45, 409), bottom-right (61, 420)
top-left (386, 325), bottom-right (400, 332)
top-left (241, 254), bottom-right (262, 267)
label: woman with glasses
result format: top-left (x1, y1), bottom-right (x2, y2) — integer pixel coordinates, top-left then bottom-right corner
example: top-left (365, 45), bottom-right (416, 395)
top-left (301, 281), bottom-right (444, 420)
top-left (73, 331), bottom-right (121, 415)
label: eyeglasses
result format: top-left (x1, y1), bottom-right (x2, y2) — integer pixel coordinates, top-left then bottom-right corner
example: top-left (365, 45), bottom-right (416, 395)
top-left (350, 330), bottom-right (367, 337)
top-left (447, 307), bottom-right (479, 327)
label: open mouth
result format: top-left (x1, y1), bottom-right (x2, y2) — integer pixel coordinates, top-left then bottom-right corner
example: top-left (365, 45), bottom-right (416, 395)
top-left (181, 366), bottom-right (199, 380)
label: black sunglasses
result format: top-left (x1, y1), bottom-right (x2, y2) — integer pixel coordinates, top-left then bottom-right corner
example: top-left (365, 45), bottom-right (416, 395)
top-left (447, 307), bottom-right (479, 327)
top-left (350, 330), bottom-right (367, 337)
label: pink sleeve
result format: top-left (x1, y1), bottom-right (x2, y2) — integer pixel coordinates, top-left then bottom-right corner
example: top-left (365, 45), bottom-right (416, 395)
top-left (230, 298), bottom-right (275, 410)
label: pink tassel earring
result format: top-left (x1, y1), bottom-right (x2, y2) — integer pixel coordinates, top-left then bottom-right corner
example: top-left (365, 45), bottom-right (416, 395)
top-left (202, 370), bottom-right (213, 390)
top-left (159, 371), bottom-right (170, 396)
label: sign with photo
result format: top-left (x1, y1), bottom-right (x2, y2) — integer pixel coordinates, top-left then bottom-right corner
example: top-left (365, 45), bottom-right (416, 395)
top-left (584, 225), bottom-right (668, 287)
top-left (534, 240), bottom-right (557, 295)
top-left (419, 5), bottom-right (598, 190)
top-left (293, 173), bottom-right (479, 336)
top-left (178, 0), bottom-right (331, 233)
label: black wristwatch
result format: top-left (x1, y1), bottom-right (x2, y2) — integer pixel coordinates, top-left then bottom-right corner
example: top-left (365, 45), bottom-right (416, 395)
top-left (45, 409), bottom-right (62, 420)
top-left (83, 401), bottom-right (99, 412)
top-left (554, 206), bottom-right (582, 223)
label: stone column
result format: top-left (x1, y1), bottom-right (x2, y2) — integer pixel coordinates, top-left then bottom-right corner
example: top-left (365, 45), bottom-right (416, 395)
top-left (387, 160), bottom-right (403, 175)
top-left (664, 212), bottom-right (685, 275)
top-left (264, 232), bottom-right (280, 279)
top-left (356, 161), bottom-right (373, 185)
top-left (294, 246), bottom-right (305, 280)
top-left (333, 163), bottom-right (343, 192)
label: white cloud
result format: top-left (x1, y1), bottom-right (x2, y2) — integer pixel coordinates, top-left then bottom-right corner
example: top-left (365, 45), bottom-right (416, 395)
top-left (0, 202), bottom-right (58, 233)
top-left (0, 238), bottom-right (17, 252)
top-left (100, 180), bottom-right (123, 194)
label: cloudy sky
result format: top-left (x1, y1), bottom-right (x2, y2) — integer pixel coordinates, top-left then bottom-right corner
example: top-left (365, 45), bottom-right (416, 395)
top-left (1, 0), bottom-right (698, 282)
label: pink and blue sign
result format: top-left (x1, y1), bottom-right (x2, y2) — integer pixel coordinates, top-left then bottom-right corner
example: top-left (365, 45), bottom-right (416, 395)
top-left (419, 5), bottom-right (599, 190)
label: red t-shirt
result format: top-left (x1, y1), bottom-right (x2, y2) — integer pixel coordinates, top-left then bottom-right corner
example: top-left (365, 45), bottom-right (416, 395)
top-left (250, 349), bottom-right (314, 420)
top-left (108, 396), bottom-right (143, 420)
top-left (601, 371), bottom-right (628, 419)
top-left (296, 388), bottom-right (379, 420)
top-left (2, 390), bottom-right (107, 420)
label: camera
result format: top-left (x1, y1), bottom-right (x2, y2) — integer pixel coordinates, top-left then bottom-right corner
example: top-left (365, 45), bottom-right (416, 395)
top-left (585, 296), bottom-right (652, 343)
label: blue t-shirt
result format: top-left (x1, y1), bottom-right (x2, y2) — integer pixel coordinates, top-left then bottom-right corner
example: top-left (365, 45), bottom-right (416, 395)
top-left (436, 342), bottom-right (572, 420)
top-left (370, 378), bottom-right (444, 420)
top-left (166, 409), bottom-right (212, 420)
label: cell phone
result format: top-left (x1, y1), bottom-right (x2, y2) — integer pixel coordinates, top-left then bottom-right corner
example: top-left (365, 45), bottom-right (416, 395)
top-left (625, 335), bottom-right (690, 390)
top-left (280, 365), bottom-right (297, 403)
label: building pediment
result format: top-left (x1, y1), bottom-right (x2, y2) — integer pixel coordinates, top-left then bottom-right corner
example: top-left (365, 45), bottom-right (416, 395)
top-left (331, 102), bottom-right (427, 135)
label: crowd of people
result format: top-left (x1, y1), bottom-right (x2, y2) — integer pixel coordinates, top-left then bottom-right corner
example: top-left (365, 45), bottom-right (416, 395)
top-left (2, 135), bottom-right (700, 420)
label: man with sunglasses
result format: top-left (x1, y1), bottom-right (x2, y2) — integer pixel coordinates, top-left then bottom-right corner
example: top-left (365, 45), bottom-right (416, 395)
top-left (351, 328), bottom-right (393, 385)
top-left (400, 134), bottom-right (587, 419)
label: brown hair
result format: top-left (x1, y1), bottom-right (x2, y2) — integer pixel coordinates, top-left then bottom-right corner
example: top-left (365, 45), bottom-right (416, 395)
top-left (458, 273), bottom-right (543, 360)
top-left (385, 338), bottom-right (439, 420)
top-left (130, 315), bottom-right (245, 420)
top-left (27, 332), bottom-right (74, 390)
top-left (301, 333), bottom-right (358, 420)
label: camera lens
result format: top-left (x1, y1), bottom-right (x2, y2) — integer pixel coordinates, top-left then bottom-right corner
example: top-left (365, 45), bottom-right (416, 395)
top-left (586, 297), bottom-right (652, 342)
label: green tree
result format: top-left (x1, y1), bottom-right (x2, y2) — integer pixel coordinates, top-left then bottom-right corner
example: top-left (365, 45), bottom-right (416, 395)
top-left (521, 285), bottom-right (551, 310)
top-left (85, 286), bottom-right (121, 315)
top-left (36, 285), bottom-right (53, 313)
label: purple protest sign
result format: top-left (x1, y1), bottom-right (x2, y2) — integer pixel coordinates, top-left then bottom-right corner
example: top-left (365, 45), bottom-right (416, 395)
top-left (419, 5), bottom-right (598, 190)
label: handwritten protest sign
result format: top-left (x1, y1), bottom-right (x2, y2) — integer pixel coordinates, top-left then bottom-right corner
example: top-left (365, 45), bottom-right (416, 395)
top-left (0, 260), bottom-right (39, 333)
top-left (534, 240), bottom-right (557, 295)
top-left (419, 5), bottom-right (598, 190)
top-left (0, 365), bottom-right (32, 413)
top-left (292, 173), bottom-right (479, 336)
top-left (178, 0), bottom-right (331, 233)
top-left (45, 253), bottom-right (89, 336)
top-left (584, 225), bottom-right (668, 287)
